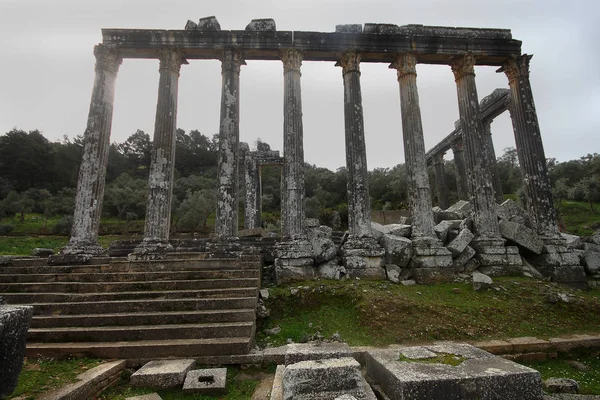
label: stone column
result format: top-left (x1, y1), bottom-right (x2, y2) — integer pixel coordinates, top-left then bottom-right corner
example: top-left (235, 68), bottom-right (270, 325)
top-left (451, 140), bottom-right (469, 201)
top-left (482, 121), bottom-right (504, 203)
top-left (241, 143), bottom-right (261, 230)
top-left (500, 54), bottom-right (585, 288)
top-left (62, 44), bottom-right (121, 257)
top-left (135, 48), bottom-right (186, 254)
top-left (433, 153), bottom-right (449, 209)
top-left (215, 49), bottom-right (245, 240)
top-left (281, 49), bottom-right (306, 240)
top-left (392, 53), bottom-right (451, 282)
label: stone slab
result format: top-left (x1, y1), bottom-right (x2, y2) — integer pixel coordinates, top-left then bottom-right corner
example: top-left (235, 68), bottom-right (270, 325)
top-left (473, 339), bottom-right (514, 354)
top-left (447, 228), bottom-right (474, 257)
top-left (284, 343), bottom-right (352, 365)
top-left (270, 364), bottom-right (285, 400)
top-left (130, 359), bottom-right (196, 389)
top-left (499, 220), bottom-right (544, 254)
top-left (183, 368), bottom-right (227, 395)
top-left (507, 337), bottom-right (550, 353)
top-left (126, 394), bottom-right (163, 400)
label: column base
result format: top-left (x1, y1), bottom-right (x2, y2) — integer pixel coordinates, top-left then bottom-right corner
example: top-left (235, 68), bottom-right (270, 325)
top-left (274, 238), bottom-right (315, 284)
top-left (207, 236), bottom-right (244, 259)
top-left (341, 236), bottom-right (385, 279)
top-left (471, 236), bottom-right (522, 277)
top-left (527, 237), bottom-right (588, 289)
top-left (410, 236), bottom-right (453, 284)
top-left (128, 239), bottom-right (173, 261)
top-left (51, 238), bottom-right (106, 265)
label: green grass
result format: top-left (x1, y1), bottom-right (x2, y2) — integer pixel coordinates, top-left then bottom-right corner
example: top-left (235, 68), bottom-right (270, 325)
top-left (7, 358), bottom-right (103, 399)
top-left (521, 352), bottom-right (600, 395)
top-left (259, 278), bottom-right (600, 347)
top-left (559, 200), bottom-right (600, 236)
top-left (0, 235), bottom-right (124, 256)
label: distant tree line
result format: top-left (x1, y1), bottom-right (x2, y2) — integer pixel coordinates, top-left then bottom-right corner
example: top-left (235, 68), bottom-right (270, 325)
top-left (0, 127), bottom-right (599, 235)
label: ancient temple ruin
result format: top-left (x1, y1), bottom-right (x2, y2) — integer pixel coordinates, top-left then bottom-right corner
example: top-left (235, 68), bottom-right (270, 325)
top-left (61, 17), bottom-right (586, 287)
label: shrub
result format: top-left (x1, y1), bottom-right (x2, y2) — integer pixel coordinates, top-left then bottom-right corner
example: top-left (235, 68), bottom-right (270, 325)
top-left (0, 224), bottom-right (14, 235)
top-left (52, 216), bottom-right (73, 235)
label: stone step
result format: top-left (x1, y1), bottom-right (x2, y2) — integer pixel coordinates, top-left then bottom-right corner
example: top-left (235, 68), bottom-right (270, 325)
top-left (0, 269), bottom-right (260, 283)
top-left (28, 321), bottom-right (254, 342)
top-left (26, 337), bottom-right (252, 359)
top-left (0, 278), bottom-right (259, 293)
top-left (2, 287), bottom-right (258, 303)
top-left (31, 309), bottom-right (256, 328)
top-left (31, 297), bottom-right (257, 315)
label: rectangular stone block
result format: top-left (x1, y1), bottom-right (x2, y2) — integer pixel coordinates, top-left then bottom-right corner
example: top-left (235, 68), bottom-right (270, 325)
top-left (183, 368), bottom-right (227, 395)
top-left (284, 343), bottom-right (352, 365)
top-left (473, 339), bottom-right (514, 355)
top-left (507, 337), bottom-right (549, 353)
top-left (130, 359), bottom-right (196, 389)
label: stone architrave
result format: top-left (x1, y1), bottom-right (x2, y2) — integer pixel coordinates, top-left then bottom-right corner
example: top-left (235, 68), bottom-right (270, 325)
top-left (450, 54), bottom-right (500, 240)
top-left (482, 122), bottom-right (504, 203)
top-left (215, 49), bottom-right (245, 240)
top-left (241, 143), bottom-right (261, 230)
top-left (433, 153), bottom-right (450, 209)
top-left (63, 44), bottom-right (121, 256)
top-left (281, 49), bottom-right (306, 240)
top-left (135, 48), bottom-right (186, 253)
top-left (451, 140), bottom-right (469, 201)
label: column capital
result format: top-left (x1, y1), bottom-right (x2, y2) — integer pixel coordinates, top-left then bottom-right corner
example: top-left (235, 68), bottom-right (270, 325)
top-left (281, 48), bottom-right (303, 73)
top-left (336, 50), bottom-right (361, 75)
top-left (221, 49), bottom-right (246, 74)
top-left (450, 54), bottom-right (476, 81)
top-left (158, 48), bottom-right (187, 75)
top-left (451, 140), bottom-right (464, 153)
top-left (498, 54), bottom-right (533, 83)
top-left (93, 44), bottom-right (122, 75)
top-left (389, 53), bottom-right (417, 79)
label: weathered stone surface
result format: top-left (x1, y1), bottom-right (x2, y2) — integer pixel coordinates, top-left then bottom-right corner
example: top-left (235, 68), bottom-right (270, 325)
top-left (497, 199), bottom-right (530, 226)
top-left (335, 24), bottom-right (362, 33)
top-left (131, 359), bottom-right (196, 389)
top-left (246, 18), bottom-right (276, 31)
top-left (380, 234), bottom-right (413, 267)
top-left (581, 251), bottom-right (600, 275)
top-left (0, 305), bottom-right (34, 398)
top-left (282, 357), bottom-right (377, 400)
top-left (385, 264), bottom-right (402, 283)
top-left (284, 343), bottom-right (353, 365)
top-left (499, 220), bottom-right (544, 254)
top-left (560, 233), bottom-right (582, 249)
top-left (446, 228), bottom-right (474, 257)
top-left (590, 229), bottom-right (600, 245)
top-left (31, 248), bottom-right (54, 257)
top-left (583, 242), bottom-right (600, 253)
top-left (446, 200), bottom-right (473, 219)
top-left (544, 378), bottom-right (580, 394)
top-left (363, 23), bottom-right (399, 34)
top-left (452, 245), bottom-right (476, 271)
top-left (48, 253), bottom-right (93, 265)
top-left (184, 20), bottom-right (197, 30)
top-left (472, 271), bottom-right (493, 291)
top-left (521, 256), bottom-right (545, 278)
top-left (317, 258), bottom-right (346, 280)
top-left (0, 256), bottom-right (12, 266)
top-left (341, 236), bottom-right (385, 279)
top-left (183, 368), bottom-right (227, 395)
top-left (434, 220), bottom-right (462, 243)
top-left (307, 225), bottom-right (337, 264)
top-left (197, 16), bottom-right (221, 31)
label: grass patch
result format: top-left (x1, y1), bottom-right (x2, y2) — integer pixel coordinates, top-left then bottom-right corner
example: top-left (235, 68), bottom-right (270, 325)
top-left (259, 278), bottom-right (600, 346)
top-left (398, 353), bottom-right (466, 366)
top-left (100, 367), bottom-right (260, 400)
top-left (521, 352), bottom-right (600, 395)
top-left (7, 357), bottom-right (103, 399)
top-left (0, 235), bottom-right (125, 256)
top-left (559, 200), bottom-right (600, 237)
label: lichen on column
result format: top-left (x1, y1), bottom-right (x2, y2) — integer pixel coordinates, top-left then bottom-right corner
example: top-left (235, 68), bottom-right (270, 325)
top-left (215, 49), bottom-right (245, 240)
top-left (63, 44), bottom-right (122, 256)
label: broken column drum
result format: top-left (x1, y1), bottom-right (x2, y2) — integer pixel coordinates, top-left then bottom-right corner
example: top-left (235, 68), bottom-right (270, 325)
top-left (138, 48), bottom-right (186, 251)
top-left (451, 141), bottom-right (469, 201)
top-left (281, 49), bottom-right (306, 240)
top-left (64, 44), bottom-right (121, 255)
top-left (215, 49), bottom-right (245, 240)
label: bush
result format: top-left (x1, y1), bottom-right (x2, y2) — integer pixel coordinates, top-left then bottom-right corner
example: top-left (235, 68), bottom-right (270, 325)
top-left (52, 216), bottom-right (73, 235)
top-left (0, 224), bottom-right (14, 235)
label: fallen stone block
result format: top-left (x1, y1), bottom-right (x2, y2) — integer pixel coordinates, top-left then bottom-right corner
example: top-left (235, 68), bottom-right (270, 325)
top-left (246, 18), bottom-right (276, 31)
top-left (499, 220), bottom-right (544, 254)
top-left (452, 246), bottom-right (475, 271)
top-left (381, 234), bottom-right (413, 267)
top-left (581, 251), bottom-right (600, 275)
top-left (583, 242), bottom-right (600, 253)
top-left (385, 264), bottom-right (402, 283)
top-left (183, 368), bottom-right (227, 395)
top-left (0, 305), bottom-right (34, 399)
top-left (184, 20), bottom-right (197, 30)
top-left (446, 228), bottom-right (474, 257)
top-left (543, 377), bottom-right (580, 394)
top-left (560, 233), bottom-right (583, 249)
top-left (590, 229), bottom-right (600, 245)
top-left (197, 16), bottom-right (221, 31)
top-left (317, 258), bottom-right (346, 280)
top-left (472, 271), bottom-right (493, 291)
top-left (445, 200), bottom-right (472, 219)
top-left (131, 359), bottom-right (196, 389)
top-left (31, 247), bottom-right (54, 257)
top-left (434, 220), bottom-right (462, 244)
top-left (497, 199), bottom-right (530, 226)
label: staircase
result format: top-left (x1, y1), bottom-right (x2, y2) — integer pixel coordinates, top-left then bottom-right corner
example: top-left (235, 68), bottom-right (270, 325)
top-left (0, 253), bottom-right (261, 360)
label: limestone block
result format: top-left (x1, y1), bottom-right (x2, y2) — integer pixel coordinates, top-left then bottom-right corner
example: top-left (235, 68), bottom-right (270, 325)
top-left (184, 20), bottom-right (197, 30)
top-left (197, 16), bottom-right (221, 31)
top-left (335, 24), bottom-right (362, 33)
top-left (521, 256), bottom-right (544, 278)
top-left (589, 229), bottom-right (600, 245)
top-left (363, 23), bottom-right (399, 34)
top-left (452, 246), bottom-right (475, 271)
top-left (543, 377), bottom-right (580, 394)
top-left (561, 233), bottom-right (583, 249)
top-left (380, 234), bottom-right (413, 267)
top-left (372, 222), bottom-right (411, 240)
top-left (434, 220), bottom-right (462, 244)
top-left (464, 258), bottom-right (479, 273)
top-left (131, 359), bottom-right (196, 389)
top-left (284, 343), bottom-right (353, 365)
top-left (499, 220), bottom-right (544, 254)
top-left (183, 368), bottom-right (227, 395)
top-left (445, 200), bottom-right (473, 219)
top-left (275, 257), bottom-right (315, 284)
top-left (497, 199), bottom-right (530, 226)
top-left (472, 271), bottom-right (493, 291)
top-left (246, 18), bottom-right (276, 31)
top-left (582, 251), bottom-right (600, 275)
top-left (385, 264), bottom-right (402, 283)
top-left (446, 228), bottom-right (474, 257)
top-left (583, 242), bottom-right (600, 253)
top-left (0, 305), bottom-right (34, 399)
top-left (307, 225), bottom-right (337, 264)
top-left (31, 248), bottom-right (54, 257)
top-left (282, 357), bottom-right (377, 400)
top-left (317, 258), bottom-right (346, 280)
top-left (412, 267), bottom-right (454, 284)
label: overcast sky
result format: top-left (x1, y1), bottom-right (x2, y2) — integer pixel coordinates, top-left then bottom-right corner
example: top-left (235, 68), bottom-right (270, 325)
top-left (1, 0), bottom-right (598, 170)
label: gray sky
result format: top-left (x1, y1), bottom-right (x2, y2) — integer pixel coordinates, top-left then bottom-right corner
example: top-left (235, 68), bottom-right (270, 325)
top-left (1, 0), bottom-right (599, 170)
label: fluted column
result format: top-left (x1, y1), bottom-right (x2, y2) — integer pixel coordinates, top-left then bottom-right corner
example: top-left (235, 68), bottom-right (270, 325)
top-left (63, 44), bottom-right (121, 256)
top-left (501, 55), bottom-right (558, 237)
top-left (215, 49), bottom-right (245, 239)
top-left (482, 122), bottom-right (504, 203)
top-left (281, 49), bottom-right (306, 240)
top-left (450, 54), bottom-right (500, 239)
top-left (241, 143), bottom-right (261, 230)
top-left (138, 48), bottom-right (186, 251)
top-left (391, 53), bottom-right (436, 238)
top-left (451, 140), bottom-right (469, 201)
top-left (433, 153), bottom-right (449, 209)
top-left (337, 51), bottom-right (372, 238)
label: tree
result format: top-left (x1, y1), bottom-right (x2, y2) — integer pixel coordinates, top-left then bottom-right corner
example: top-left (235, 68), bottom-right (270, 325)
top-left (552, 178), bottom-right (569, 211)
top-left (104, 173), bottom-right (147, 220)
top-left (176, 189), bottom-right (217, 233)
top-left (116, 130), bottom-right (152, 177)
top-left (570, 177), bottom-right (600, 212)
top-left (1, 191), bottom-right (34, 222)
